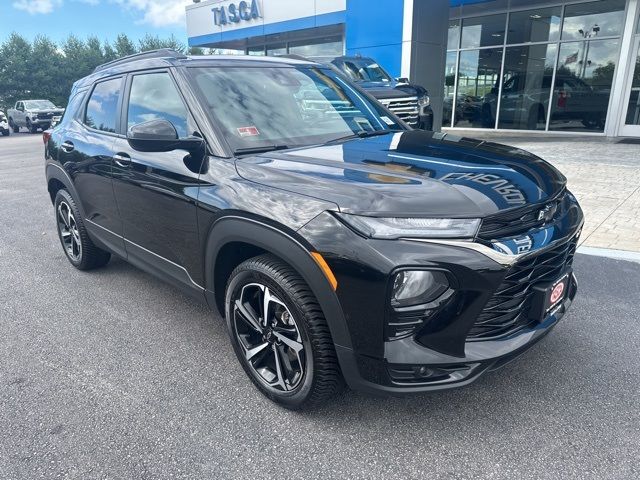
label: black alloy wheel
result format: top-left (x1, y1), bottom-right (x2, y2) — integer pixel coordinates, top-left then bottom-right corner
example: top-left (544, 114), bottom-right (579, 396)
top-left (54, 189), bottom-right (111, 270)
top-left (225, 254), bottom-right (343, 409)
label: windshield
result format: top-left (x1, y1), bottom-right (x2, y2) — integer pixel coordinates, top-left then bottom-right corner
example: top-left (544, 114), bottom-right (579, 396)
top-left (334, 59), bottom-right (393, 83)
top-left (189, 66), bottom-right (402, 154)
top-left (24, 100), bottom-right (56, 110)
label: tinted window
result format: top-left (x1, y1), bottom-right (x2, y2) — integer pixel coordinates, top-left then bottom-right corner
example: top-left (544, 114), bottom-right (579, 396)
top-left (85, 78), bottom-right (121, 133)
top-left (562, 0), bottom-right (626, 40)
top-left (507, 7), bottom-right (562, 44)
top-left (461, 14), bottom-right (506, 48)
top-left (127, 72), bottom-right (190, 138)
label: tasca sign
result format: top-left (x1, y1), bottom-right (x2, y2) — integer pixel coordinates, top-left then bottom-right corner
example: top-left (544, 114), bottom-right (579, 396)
top-left (212, 0), bottom-right (262, 26)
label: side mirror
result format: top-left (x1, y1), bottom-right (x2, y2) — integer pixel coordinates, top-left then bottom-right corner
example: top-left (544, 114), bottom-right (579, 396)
top-left (395, 77), bottom-right (409, 84)
top-left (127, 119), bottom-right (204, 153)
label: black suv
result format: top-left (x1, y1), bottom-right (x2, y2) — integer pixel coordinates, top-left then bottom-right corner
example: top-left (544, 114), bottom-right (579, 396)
top-left (45, 50), bottom-right (583, 409)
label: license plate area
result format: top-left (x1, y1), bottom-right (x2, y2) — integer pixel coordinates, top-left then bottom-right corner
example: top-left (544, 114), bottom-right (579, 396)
top-left (529, 270), bottom-right (571, 321)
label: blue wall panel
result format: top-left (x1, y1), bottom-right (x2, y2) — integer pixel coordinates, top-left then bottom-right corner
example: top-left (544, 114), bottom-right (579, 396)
top-left (345, 0), bottom-right (405, 78)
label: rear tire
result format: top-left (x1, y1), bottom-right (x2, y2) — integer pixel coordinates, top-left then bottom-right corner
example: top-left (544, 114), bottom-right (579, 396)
top-left (225, 254), bottom-right (343, 409)
top-left (54, 189), bottom-right (111, 270)
top-left (9, 118), bottom-right (19, 133)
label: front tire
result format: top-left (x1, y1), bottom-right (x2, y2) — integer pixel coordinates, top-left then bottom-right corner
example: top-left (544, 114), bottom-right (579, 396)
top-left (54, 189), bottom-right (111, 270)
top-left (225, 254), bottom-right (343, 409)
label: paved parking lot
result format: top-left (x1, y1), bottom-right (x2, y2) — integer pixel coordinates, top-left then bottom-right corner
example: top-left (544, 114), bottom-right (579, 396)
top-left (1, 133), bottom-right (639, 479)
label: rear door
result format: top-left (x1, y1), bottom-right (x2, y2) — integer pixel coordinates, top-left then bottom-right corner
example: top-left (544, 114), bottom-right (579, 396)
top-left (55, 77), bottom-right (126, 256)
top-left (111, 69), bottom-right (205, 290)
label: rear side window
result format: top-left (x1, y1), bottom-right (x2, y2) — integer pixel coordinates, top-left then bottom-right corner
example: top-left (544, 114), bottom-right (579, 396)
top-left (127, 72), bottom-right (190, 138)
top-left (61, 90), bottom-right (87, 125)
top-left (85, 78), bottom-right (121, 133)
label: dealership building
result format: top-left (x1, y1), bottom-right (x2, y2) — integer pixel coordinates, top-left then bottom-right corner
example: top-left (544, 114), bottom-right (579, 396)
top-left (186, 0), bottom-right (640, 138)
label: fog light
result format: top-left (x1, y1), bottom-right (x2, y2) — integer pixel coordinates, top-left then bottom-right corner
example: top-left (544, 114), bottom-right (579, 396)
top-left (391, 270), bottom-right (449, 308)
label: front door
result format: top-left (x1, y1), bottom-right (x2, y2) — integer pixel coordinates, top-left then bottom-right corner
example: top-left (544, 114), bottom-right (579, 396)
top-left (620, 36), bottom-right (640, 137)
top-left (111, 70), bottom-right (206, 291)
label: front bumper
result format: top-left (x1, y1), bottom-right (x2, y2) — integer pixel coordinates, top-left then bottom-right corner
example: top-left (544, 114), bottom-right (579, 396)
top-left (0, 121), bottom-right (8, 131)
top-left (30, 118), bottom-right (55, 126)
top-left (298, 196), bottom-right (583, 396)
top-left (336, 272), bottom-right (577, 395)
top-left (418, 106), bottom-right (434, 130)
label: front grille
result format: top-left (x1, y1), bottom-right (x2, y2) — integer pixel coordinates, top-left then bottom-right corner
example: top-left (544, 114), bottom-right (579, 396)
top-left (478, 191), bottom-right (566, 241)
top-left (467, 235), bottom-right (578, 340)
top-left (379, 96), bottom-right (419, 126)
top-left (37, 112), bottom-right (54, 120)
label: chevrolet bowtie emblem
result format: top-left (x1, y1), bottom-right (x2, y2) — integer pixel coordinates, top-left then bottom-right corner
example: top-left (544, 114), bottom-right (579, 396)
top-left (538, 203), bottom-right (558, 223)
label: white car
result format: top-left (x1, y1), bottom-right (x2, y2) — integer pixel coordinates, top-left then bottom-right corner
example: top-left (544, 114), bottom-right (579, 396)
top-left (0, 112), bottom-right (9, 136)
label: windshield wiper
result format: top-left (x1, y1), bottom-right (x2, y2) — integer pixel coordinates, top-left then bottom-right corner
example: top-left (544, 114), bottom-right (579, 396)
top-left (233, 144), bottom-right (291, 156)
top-left (326, 130), bottom-right (394, 144)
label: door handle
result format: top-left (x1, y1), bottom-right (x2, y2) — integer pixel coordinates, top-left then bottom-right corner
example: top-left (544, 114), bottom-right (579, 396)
top-left (61, 141), bottom-right (74, 153)
top-left (113, 153), bottom-right (132, 167)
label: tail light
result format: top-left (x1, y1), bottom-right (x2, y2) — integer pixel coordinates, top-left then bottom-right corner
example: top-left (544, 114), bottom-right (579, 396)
top-left (43, 130), bottom-right (52, 145)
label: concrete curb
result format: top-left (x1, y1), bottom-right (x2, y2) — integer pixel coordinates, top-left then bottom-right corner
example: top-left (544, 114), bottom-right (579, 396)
top-left (577, 246), bottom-right (640, 264)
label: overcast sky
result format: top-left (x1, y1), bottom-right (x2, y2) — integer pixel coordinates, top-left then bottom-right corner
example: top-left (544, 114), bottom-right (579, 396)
top-left (1, 0), bottom-right (191, 45)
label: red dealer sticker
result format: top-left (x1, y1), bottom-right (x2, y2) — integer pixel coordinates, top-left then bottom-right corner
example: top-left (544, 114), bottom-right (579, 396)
top-left (237, 126), bottom-right (260, 137)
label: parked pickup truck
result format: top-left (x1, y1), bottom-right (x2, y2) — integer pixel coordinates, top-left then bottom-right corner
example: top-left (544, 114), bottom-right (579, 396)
top-left (311, 55), bottom-right (434, 130)
top-left (8, 100), bottom-right (65, 133)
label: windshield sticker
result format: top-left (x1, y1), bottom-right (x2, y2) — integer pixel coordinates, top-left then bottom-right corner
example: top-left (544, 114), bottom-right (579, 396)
top-left (380, 116), bottom-right (395, 126)
top-left (237, 126), bottom-right (260, 137)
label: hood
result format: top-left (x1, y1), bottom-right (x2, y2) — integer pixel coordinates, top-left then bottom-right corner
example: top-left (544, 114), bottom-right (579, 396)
top-left (27, 108), bottom-right (65, 114)
top-left (356, 81), bottom-right (424, 100)
top-left (235, 130), bottom-right (566, 218)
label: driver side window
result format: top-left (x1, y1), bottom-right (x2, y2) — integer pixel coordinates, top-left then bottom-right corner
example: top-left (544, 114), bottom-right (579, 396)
top-left (127, 72), bottom-right (190, 138)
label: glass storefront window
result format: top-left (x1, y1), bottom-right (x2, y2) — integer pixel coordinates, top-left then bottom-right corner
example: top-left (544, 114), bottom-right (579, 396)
top-left (562, 0), bottom-right (626, 41)
top-left (289, 36), bottom-right (343, 57)
top-left (448, 20), bottom-right (460, 50)
top-left (498, 44), bottom-right (557, 130)
top-left (461, 14), bottom-right (507, 48)
top-left (266, 44), bottom-right (287, 56)
top-left (507, 7), bottom-right (562, 44)
top-left (624, 49), bottom-right (640, 125)
top-left (549, 39), bottom-right (619, 131)
top-left (443, 51), bottom-right (458, 128)
top-left (456, 48), bottom-right (503, 128)
top-left (247, 45), bottom-right (265, 56)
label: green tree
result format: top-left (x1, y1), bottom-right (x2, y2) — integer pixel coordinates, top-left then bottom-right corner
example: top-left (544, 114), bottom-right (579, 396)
top-left (113, 34), bottom-right (137, 58)
top-left (30, 35), bottom-right (65, 106)
top-left (138, 34), bottom-right (185, 53)
top-left (0, 33), bottom-right (33, 110)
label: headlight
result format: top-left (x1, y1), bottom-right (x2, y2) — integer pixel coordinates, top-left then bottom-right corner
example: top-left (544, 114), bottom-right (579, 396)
top-left (392, 270), bottom-right (449, 308)
top-left (337, 214), bottom-right (480, 239)
top-left (418, 95), bottom-right (430, 107)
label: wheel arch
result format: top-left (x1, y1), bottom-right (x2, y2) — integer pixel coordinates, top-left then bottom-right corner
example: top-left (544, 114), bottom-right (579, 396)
top-left (204, 215), bottom-right (353, 350)
top-left (46, 164), bottom-right (86, 219)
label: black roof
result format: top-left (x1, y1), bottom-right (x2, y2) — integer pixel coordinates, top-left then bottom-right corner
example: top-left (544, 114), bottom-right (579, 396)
top-left (74, 49), bottom-right (320, 91)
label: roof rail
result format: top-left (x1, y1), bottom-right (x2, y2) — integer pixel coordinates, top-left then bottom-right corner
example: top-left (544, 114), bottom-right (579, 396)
top-left (93, 49), bottom-right (187, 73)
top-left (274, 54), bottom-right (313, 62)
